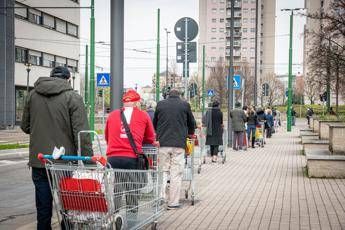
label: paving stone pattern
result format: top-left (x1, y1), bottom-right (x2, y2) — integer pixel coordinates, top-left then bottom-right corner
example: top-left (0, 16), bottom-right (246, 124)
top-left (158, 122), bottom-right (345, 230)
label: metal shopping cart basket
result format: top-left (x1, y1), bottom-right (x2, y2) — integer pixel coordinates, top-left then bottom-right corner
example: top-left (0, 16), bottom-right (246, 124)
top-left (255, 122), bottom-right (265, 147)
top-left (183, 138), bottom-right (197, 205)
top-left (218, 129), bottom-right (228, 164)
top-left (38, 132), bottom-right (163, 230)
top-left (192, 130), bottom-right (203, 174)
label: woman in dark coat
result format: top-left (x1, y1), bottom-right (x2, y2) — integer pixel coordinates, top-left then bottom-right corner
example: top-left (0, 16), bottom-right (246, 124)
top-left (204, 101), bottom-right (223, 162)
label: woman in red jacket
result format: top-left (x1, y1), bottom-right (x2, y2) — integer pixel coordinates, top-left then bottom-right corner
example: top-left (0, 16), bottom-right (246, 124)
top-left (105, 89), bottom-right (158, 214)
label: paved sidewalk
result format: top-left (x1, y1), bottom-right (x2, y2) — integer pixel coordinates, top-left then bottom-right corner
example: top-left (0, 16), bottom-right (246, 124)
top-left (158, 121), bottom-right (345, 229)
top-left (9, 120), bottom-right (345, 229)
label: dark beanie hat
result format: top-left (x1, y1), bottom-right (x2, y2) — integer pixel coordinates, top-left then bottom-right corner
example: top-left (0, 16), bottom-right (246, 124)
top-left (50, 66), bottom-right (71, 79)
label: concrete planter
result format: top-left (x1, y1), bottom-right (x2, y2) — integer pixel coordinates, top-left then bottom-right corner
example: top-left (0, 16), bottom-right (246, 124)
top-left (319, 121), bottom-right (344, 140)
top-left (329, 124), bottom-right (345, 155)
top-left (313, 119), bottom-right (319, 133)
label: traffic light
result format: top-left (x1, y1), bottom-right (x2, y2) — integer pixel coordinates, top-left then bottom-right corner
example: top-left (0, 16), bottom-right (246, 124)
top-left (98, 90), bottom-right (103, 97)
top-left (189, 83), bottom-right (197, 98)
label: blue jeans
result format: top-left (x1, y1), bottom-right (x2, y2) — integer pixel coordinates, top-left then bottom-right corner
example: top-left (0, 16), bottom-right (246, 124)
top-left (32, 168), bottom-right (53, 230)
top-left (247, 124), bottom-right (256, 140)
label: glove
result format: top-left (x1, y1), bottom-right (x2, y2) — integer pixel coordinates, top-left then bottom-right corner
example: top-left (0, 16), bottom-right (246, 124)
top-left (52, 146), bottom-right (65, 160)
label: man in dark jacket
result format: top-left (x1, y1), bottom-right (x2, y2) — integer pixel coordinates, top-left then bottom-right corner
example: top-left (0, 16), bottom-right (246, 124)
top-left (230, 102), bottom-right (247, 150)
top-left (21, 66), bottom-right (92, 230)
top-left (153, 89), bottom-right (196, 209)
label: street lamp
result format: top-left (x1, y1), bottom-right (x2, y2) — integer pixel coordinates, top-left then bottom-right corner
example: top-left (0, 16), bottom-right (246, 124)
top-left (25, 62), bottom-right (32, 95)
top-left (164, 28), bottom-right (171, 88)
top-left (281, 8), bottom-right (304, 132)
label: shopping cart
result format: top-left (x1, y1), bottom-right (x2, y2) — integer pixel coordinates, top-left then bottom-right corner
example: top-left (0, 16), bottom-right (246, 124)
top-left (183, 138), bottom-right (196, 205)
top-left (192, 129), bottom-right (204, 174)
top-left (218, 129), bottom-right (228, 164)
top-left (255, 122), bottom-right (265, 147)
top-left (38, 132), bottom-right (163, 230)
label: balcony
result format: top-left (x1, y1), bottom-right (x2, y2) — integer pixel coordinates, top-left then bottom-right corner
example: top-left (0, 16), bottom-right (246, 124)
top-left (234, 31), bottom-right (242, 37)
top-left (225, 49), bottom-right (241, 57)
top-left (234, 22), bottom-right (242, 27)
top-left (226, 1), bottom-right (241, 8)
top-left (234, 41), bottom-right (241, 47)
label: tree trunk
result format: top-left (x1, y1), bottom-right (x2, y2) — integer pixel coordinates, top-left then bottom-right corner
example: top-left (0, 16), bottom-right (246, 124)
top-left (335, 61), bottom-right (339, 114)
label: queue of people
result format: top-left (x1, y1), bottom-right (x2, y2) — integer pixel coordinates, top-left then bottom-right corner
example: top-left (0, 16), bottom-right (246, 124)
top-left (22, 67), bottom-right (283, 229)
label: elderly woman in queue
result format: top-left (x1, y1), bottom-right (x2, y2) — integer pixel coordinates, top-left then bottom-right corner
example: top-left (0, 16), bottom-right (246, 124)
top-left (203, 101), bottom-right (223, 162)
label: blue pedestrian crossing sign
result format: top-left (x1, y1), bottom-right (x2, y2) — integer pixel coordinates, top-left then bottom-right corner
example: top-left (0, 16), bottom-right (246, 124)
top-left (226, 75), bottom-right (241, 90)
top-left (97, 73), bottom-right (110, 87)
top-left (207, 89), bottom-right (214, 97)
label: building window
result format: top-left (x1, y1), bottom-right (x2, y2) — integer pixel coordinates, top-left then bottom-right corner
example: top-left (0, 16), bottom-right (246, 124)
top-left (220, 18), bottom-right (224, 23)
top-left (211, 28), bottom-right (217, 32)
top-left (251, 18), bottom-right (255, 23)
top-left (242, 48), bottom-right (247, 52)
top-left (211, 37), bottom-right (217, 41)
top-left (56, 18), bottom-right (67, 33)
top-left (243, 28), bottom-right (247, 33)
top-left (219, 28), bottom-right (224, 32)
top-left (243, 0), bottom-right (248, 3)
top-left (28, 8), bottom-right (42, 25)
top-left (219, 47), bottom-right (224, 51)
top-left (211, 57), bottom-right (217, 62)
top-left (211, 47), bottom-right (217, 50)
top-left (220, 0), bottom-right (225, 3)
top-left (250, 28), bottom-right (255, 33)
top-left (251, 0), bottom-right (256, 3)
top-left (67, 23), bottom-right (78, 37)
top-left (55, 56), bottom-right (67, 67)
top-left (212, 18), bottom-right (217, 23)
top-left (67, 59), bottom-right (78, 72)
top-left (243, 8), bottom-right (248, 14)
top-left (28, 50), bottom-right (42, 65)
top-left (42, 13), bottom-right (55, 29)
top-left (42, 53), bottom-right (55, 67)
top-left (212, 8), bottom-right (217, 13)
top-left (250, 38), bottom-right (255, 43)
top-left (243, 18), bottom-right (248, 23)
top-left (220, 8), bottom-right (225, 13)
top-left (251, 8), bottom-right (256, 13)
top-left (219, 37), bottom-right (225, 41)
top-left (15, 3), bottom-right (27, 19)
top-left (15, 47), bottom-right (27, 63)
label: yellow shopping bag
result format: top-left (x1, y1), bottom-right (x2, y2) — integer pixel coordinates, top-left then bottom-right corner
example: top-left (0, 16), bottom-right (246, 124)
top-left (185, 138), bottom-right (194, 155)
top-left (255, 128), bottom-right (263, 139)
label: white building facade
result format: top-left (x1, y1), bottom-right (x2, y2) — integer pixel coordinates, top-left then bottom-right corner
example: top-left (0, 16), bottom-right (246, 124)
top-left (14, 0), bottom-right (80, 123)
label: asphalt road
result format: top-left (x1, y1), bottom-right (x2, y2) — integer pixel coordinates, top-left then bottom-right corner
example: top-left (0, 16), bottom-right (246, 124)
top-left (0, 156), bottom-right (35, 230)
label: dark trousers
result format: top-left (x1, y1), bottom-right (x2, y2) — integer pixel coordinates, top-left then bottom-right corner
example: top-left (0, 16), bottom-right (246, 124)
top-left (210, 145), bottom-right (219, 156)
top-left (233, 131), bottom-right (244, 150)
top-left (108, 157), bottom-right (139, 213)
top-left (32, 168), bottom-right (53, 230)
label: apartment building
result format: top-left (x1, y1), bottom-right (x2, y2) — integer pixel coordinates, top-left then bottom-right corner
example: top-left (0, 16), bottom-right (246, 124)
top-left (198, 0), bottom-right (275, 78)
top-left (0, 0), bottom-right (80, 127)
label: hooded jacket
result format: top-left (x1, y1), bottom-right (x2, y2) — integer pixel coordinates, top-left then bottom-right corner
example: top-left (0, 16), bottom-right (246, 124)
top-left (21, 77), bottom-right (92, 168)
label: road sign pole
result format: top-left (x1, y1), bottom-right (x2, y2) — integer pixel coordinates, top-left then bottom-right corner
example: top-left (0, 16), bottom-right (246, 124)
top-left (228, 0), bottom-right (235, 148)
top-left (110, 0), bottom-right (124, 111)
top-left (287, 11), bottom-right (293, 132)
top-left (102, 88), bottom-right (105, 129)
top-left (84, 45), bottom-right (89, 111)
top-left (89, 0), bottom-right (95, 131)
top-left (184, 18), bottom-right (188, 101)
top-left (156, 9), bottom-right (160, 102)
top-left (202, 45), bottom-right (206, 117)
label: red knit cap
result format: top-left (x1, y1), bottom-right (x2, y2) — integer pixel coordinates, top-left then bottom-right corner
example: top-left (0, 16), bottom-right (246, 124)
top-left (122, 89), bottom-right (141, 103)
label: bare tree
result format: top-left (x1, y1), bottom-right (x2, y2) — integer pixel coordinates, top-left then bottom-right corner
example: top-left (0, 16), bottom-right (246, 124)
top-left (206, 61), bottom-right (227, 107)
top-left (294, 75), bottom-right (305, 104)
top-left (261, 73), bottom-right (284, 106)
top-left (240, 62), bottom-right (255, 106)
top-left (304, 73), bottom-right (319, 104)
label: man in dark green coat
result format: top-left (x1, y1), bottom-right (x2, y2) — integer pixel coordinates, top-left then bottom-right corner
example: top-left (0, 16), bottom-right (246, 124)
top-left (230, 102), bottom-right (247, 150)
top-left (21, 66), bottom-right (92, 230)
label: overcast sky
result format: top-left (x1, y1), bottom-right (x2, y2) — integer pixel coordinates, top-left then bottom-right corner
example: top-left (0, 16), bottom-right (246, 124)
top-left (80, 0), bottom-right (306, 89)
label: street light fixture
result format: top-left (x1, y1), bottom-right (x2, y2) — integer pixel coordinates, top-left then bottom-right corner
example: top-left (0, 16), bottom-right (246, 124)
top-left (281, 7), bottom-right (304, 132)
top-left (25, 62), bottom-right (32, 95)
top-left (164, 28), bottom-right (171, 88)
